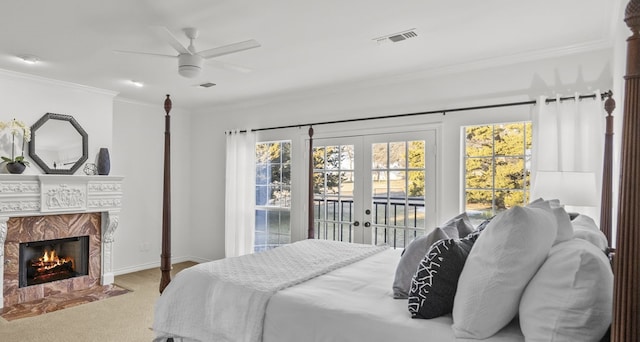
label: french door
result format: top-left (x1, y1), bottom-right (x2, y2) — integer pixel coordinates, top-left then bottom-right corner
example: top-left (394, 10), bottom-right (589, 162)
top-left (311, 130), bottom-right (436, 247)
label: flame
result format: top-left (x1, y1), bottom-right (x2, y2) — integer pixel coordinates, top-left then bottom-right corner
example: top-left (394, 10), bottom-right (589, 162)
top-left (34, 248), bottom-right (74, 273)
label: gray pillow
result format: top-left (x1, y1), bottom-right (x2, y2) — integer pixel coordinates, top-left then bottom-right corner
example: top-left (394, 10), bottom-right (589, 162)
top-left (442, 212), bottom-right (474, 238)
top-left (392, 227), bottom-right (450, 299)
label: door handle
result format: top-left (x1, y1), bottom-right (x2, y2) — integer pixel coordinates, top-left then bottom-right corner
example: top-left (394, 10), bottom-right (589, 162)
top-left (353, 221), bottom-right (360, 227)
top-left (364, 222), bottom-right (371, 227)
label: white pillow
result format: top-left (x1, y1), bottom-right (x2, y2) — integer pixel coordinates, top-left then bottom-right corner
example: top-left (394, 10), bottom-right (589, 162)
top-left (527, 200), bottom-right (573, 245)
top-left (572, 214), bottom-right (599, 231)
top-left (519, 238), bottom-right (613, 341)
top-left (452, 205), bottom-right (557, 339)
top-left (572, 214), bottom-right (608, 251)
top-left (551, 207), bottom-right (573, 244)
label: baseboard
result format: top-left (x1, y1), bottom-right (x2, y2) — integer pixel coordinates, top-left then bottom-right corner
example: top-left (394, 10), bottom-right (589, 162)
top-left (113, 256), bottom-right (211, 276)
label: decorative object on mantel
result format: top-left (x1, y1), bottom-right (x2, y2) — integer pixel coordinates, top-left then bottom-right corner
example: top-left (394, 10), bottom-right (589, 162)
top-left (97, 148), bottom-right (110, 175)
top-left (83, 162), bottom-right (97, 175)
top-left (29, 113), bottom-right (88, 175)
top-left (0, 119), bottom-right (31, 174)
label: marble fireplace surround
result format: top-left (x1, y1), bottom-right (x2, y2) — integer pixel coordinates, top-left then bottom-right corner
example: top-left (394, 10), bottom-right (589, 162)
top-left (0, 175), bottom-right (124, 309)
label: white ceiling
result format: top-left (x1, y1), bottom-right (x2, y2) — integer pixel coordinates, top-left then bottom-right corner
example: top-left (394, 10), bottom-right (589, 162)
top-left (0, 0), bottom-right (620, 110)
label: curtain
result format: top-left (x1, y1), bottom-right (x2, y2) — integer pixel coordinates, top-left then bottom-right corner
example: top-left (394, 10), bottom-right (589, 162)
top-left (224, 130), bottom-right (256, 257)
top-left (531, 91), bottom-right (605, 218)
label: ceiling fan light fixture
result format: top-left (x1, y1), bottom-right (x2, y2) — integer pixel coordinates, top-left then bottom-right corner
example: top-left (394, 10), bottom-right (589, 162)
top-left (179, 65), bottom-right (201, 78)
top-left (178, 53), bottom-right (203, 78)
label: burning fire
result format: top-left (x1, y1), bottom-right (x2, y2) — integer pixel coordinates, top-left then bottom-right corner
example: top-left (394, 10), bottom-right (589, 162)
top-left (33, 248), bottom-right (74, 273)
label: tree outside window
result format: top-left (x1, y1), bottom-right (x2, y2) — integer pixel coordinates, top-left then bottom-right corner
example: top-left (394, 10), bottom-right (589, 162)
top-left (464, 122), bottom-right (532, 225)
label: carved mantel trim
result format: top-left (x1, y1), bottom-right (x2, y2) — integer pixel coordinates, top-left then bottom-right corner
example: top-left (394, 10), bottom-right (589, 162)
top-left (0, 174), bottom-right (124, 309)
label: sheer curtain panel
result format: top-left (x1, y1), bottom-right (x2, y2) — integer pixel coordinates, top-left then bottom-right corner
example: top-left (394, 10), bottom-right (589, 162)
top-left (531, 92), bottom-right (605, 219)
top-left (225, 130), bottom-right (256, 257)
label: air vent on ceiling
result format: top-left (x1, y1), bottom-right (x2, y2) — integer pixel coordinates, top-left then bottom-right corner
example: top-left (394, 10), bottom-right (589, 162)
top-left (199, 82), bottom-right (216, 88)
top-left (373, 29), bottom-right (418, 44)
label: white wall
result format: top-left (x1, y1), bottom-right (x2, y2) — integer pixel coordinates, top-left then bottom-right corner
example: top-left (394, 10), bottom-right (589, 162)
top-left (0, 70), bottom-right (115, 172)
top-left (0, 46), bottom-right (617, 270)
top-left (0, 70), bottom-right (195, 275)
top-left (190, 48), bottom-right (613, 262)
top-left (111, 98), bottom-right (193, 273)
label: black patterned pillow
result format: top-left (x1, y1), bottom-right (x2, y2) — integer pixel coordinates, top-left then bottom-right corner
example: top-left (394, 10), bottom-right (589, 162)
top-left (475, 215), bottom-right (494, 232)
top-left (408, 234), bottom-right (477, 319)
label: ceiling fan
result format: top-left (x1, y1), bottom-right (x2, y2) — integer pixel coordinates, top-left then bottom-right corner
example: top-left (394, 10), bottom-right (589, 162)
top-left (115, 26), bottom-right (261, 78)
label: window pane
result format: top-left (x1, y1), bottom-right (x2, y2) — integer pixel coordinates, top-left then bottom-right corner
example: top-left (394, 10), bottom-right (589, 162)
top-left (389, 142), bottom-right (406, 169)
top-left (372, 143), bottom-right (387, 169)
top-left (339, 171), bottom-right (354, 196)
top-left (341, 145), bottom-right (355, 170)
top-left (325, 146), bottom-right (340, 170)
top-left (408, 141), bottom-right (425, 168)
top-left (313, 146), bottom-right (325, 169)
top-left (256, 164), bottom-right (268, 185)
top-left (465, 157), bottom-right (492, 189)
top-left (254, 140), bottom-right (292, 252)
top-left (372, 172), bottom-right (388, 198)
top-left (465, 126), bottom-right (493, 157)
top-left (495, 157), bottom-right (524, 189)
top-left (282, 163), bottom-right (291, 184)
top-left (408, 170), bottom-right (424, 197)
top-left (495, 123), bottom-right (525, 156)
top-left (267, 142), bottom-right (281, 163)
top-left (463, 122), bottom-right (531, 222)
top-left (256, 185), bottom-right (268, 206)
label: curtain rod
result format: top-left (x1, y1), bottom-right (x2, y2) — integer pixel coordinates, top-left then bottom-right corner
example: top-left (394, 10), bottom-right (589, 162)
top-left (241, 90), bottom-right (612, 133)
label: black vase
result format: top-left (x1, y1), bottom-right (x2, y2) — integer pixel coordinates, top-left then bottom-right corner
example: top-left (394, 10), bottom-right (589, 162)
top-left (97, 148), bottom-right (110, 175)
top-left (6, 162), bottom-right (26, 174)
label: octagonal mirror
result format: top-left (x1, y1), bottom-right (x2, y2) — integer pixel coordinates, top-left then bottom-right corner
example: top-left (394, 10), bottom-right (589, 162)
top-left (29, 113), bottom-right (88, 174)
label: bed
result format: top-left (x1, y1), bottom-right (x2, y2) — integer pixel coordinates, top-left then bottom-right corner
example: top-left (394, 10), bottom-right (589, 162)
top-left (153, 203), bottom-right (612, 342)
top-left (153, 2), bottom-right (640, 341)
top-left (261, 248), bottom-right (525, 342)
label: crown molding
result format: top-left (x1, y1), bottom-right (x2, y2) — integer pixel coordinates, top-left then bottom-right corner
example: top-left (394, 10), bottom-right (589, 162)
top-left (203, 39), bottom-right (614, 114)
top-left (0, 68), bottom-right (119, 98)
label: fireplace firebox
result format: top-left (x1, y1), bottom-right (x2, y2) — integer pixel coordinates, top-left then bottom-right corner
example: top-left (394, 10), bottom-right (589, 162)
top-left (19, 236), bottom-right (89, 288)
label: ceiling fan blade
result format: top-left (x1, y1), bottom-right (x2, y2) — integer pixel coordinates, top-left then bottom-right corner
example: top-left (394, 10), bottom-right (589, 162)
top-left (208, 60), bottom-right (253, 73)
top-left (151, 26), bottom-right (191, 55)
top-left (200, 39), bottom-right (261, 59)
top-left (113, 50), bottom-right (177, 59)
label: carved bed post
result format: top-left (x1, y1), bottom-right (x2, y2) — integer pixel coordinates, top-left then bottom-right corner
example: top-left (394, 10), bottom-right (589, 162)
top-left (612, 1), bottom-right (640, 340)
top-left (160, 95), bottom-right (172, 294)
top-left (308, 126), bottom-right (314, 239)
top-left (600, 94), bottom-right (615, 246)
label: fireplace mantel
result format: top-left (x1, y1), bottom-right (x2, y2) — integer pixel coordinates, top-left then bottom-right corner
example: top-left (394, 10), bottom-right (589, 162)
top-left (0, 174), bottom-right (124, 309)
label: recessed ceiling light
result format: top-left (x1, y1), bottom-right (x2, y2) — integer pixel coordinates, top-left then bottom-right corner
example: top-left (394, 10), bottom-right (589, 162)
top-left (130, 80), bottom-right (144, 87)
top-left (19, 55), bottom-right (40, 64)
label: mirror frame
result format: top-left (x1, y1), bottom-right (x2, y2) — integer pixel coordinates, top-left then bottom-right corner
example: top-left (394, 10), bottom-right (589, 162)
top-left (29, 113), bottom-right (89, 175)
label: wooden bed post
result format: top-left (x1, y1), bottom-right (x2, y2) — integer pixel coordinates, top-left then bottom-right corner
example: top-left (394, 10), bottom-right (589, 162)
top-left (612, 1), bottom-right (640, 340)
top-left (600, 94), bottom-right (615, 246)
top-left (308, 126), bottom-right (314, 239)
top-left (160, 94), bottom-right (172, 294)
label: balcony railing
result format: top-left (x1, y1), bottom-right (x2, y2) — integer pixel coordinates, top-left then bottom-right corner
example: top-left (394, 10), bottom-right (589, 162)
top-left (314, 197), bottom-right (426, 249)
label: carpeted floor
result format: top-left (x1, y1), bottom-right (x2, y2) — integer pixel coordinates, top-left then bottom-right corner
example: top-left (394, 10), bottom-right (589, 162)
top-left (0, 262), bottom-right (196, 342)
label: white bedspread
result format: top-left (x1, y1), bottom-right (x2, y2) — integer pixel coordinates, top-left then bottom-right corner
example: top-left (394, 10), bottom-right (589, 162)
top-left (153, 239), bottom-right (388, 342)
top-left (263, 249), bottom-right (525, 342)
